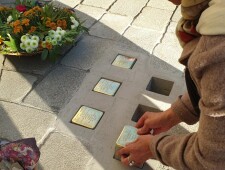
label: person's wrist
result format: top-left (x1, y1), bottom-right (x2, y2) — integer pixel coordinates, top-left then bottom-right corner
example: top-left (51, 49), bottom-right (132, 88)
top-left (165, 108), bottom-right (182, 126)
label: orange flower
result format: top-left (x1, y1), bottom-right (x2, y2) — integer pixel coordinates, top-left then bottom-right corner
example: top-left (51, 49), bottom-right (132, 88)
top-left (45, 20), bottom-right (51, 27)
top-left (33, 6), bottom-right (42, 12)
top-left (62, 20), bottom-right (67, 29)
top-left (50, 22), bottom-right (57, 30)
top-left (13, 20), bottom-right (21, 27)
top-left (46, 42), bottom-right (52, 50)
top-left (57, 20), bottom-right (62, 27)
top-left (28, 26), bottom-right (37, 33)
top-left (0, 38), bottom-right (3, 45)
top-left (22, 19), bottom-right (30, 26)
top-left (14, 26), bottom-right (23, 34)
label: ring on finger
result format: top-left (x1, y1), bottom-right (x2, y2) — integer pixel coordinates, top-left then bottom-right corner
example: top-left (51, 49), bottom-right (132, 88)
top-left (128, 156), bottom-right (135, 166)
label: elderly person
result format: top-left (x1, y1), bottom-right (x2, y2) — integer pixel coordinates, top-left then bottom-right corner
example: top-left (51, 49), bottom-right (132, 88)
top-left (118, 0), bottom-right (225, 169)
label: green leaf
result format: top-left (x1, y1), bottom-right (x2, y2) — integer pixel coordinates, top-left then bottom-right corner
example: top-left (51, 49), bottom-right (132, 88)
top-left (3, 34), bottom-right (18, 52)
top-left (41, 49), bottom-right (48, 60)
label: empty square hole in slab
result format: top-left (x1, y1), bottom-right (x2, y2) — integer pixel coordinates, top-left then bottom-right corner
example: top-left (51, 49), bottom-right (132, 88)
top-left (93, 78), bottom-right (121, 96)
top-left (132, 104), bottom-right (161, 122)
top-left (112, 54), bottom-right (137, 69)
top-left (71, 106), bottom-right (104, 129)
top-left (146, 77), bottom-right (174, 96)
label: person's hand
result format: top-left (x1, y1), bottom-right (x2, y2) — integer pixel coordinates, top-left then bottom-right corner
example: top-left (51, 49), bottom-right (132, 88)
top-left (117, 135), bottom-right (153, 167)
top-left (136, 108), bottom-right (181, 135)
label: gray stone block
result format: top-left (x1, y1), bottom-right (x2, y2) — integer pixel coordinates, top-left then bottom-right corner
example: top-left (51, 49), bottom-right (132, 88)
top-left (0, 70), bottom-right (37, 101)
top-left (172, 6), bottom-right (181, 22)
top-left (3, 55), bottom-right (55, 75)
top-left (61, 35), bottom-right (149, 71)
top-left (39, 132), bottom-right (92, 170)
top-left (109, 0), bottom-right (148, 17)
top-left (23, 66), bottom-right (86, 111)
top-left (132, 7), bottom-right (173, 32)
top-left (89, 13), bottom-right (132, 40)
top-left (122, 26), bottom-right (162, 54)
top-left (75, 5), bottom-right (106, 28)
top-left (82, 0), bottom-right (115, 9)
top-left (51, 0), bottom-right (81, 8)
top-left (0, 101), bottom-right (56, 141)
top-left (147, 0), bottom-right (176, 11)
top-left (0, 54), bottom-right (4, 71)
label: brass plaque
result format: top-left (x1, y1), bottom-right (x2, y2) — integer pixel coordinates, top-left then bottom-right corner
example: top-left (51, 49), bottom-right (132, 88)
top-left (93, 78), bottom-right (121, 96)
top-left (114, 125), bottom-right (139, 160)
top-left (71, 106), bottom-right (104, 129)
top-left (112, 54), bottom-right (137, 69)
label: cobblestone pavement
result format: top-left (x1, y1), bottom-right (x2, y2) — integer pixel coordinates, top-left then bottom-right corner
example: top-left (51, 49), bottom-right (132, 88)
top-left (0, 0), bottom-right (198, 170)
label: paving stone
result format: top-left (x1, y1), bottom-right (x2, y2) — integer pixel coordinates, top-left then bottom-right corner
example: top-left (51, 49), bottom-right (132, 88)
top-left (0, 101), bottom-right (56, 141)
top-left (109, 0), bottom-right (148, 17)
top-left (89, 13), bottom-right (132, 40)
top-left (147, 0), bottom-right (176, 11)
top-left (61, 35), bottom-right (148, 71)
top-left (0, 70), bottom-right (37, 101)
top-left (172, 5), bottom-right (181, 22)
top-left (122, 26), bottom-right (162, 54)
top-left (3, 55), bottom-right (55, 75)
top-left (153, 31), bottom-right (184, 72)
top-left (132, 7), bottom-right (173, 32)
top-left (51, 0), bottom-right (81, 8)
top-left (75, 5), bottom-right (106, 28)
top-left (82, 0), bottom-right (115, 9)
top-left (0, 54), bottom-right (4, 71)
top-left (23, 66), bottom-right (86, 111)
top-left (39, 132), bottom-right (92, 170)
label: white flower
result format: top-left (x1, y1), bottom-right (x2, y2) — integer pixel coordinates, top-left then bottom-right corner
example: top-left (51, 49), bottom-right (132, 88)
top-left (70, 16), bottom-right (76, 23)
top-left (31, 35), bottom-right (39, 42)
top-left (41, 41), bottom-right (46, 48)
top-left (20, 43), bottom-right (26, 50)
top-left (71, 25), bottom-right (76, 29)
top-left (57, 27), bottom-right (62, 31)
top-left (61, 30), bottom-right (66, 36)
top-left (30, 40), bottom-right (38, 49)
top-left (24, 39), bottom-right (32, 47)
top-left (56, 30), bottom-right (63, 36)
top-left (25, 46), bottom-right (34, 53)
top-left (54, 34), bottom-right (62, 42)
top-left (7, 15), bottom-right (13, 23)
top-left (45, 36), bottom-right (52, 42)
top-left (21, 35), bottom-right (29, 43)
top-left (48, 30), bottom-right (55, 38)
top-left (51, 39), bottom-right (57, 45)
top-left (73, 20), bottom-right (79, 28)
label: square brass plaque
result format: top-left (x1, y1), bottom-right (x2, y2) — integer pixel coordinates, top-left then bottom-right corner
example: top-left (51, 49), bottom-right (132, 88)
top-left (71, 106), bottom-right (104, 129)
top-left (112, 54), bottom-right (137, 69)
top-left (114, 125), bottom-right (139, 160)
top-left (93, 78), bottom-right (121, 96)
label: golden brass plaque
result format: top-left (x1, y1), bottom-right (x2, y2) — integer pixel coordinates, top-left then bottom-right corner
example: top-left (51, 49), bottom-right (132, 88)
top-left (93, 78), bottom-right (121, 96)
top-left (71, 106), bottom-right (104, 129)
top-left (114, 125), bottom-right (139, 160)
top-left (112, 54), bottom-right (137, 69)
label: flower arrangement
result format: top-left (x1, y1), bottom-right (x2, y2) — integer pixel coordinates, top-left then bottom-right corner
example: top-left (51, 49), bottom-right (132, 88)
top-left (0, 0), bottom-right (87, 60)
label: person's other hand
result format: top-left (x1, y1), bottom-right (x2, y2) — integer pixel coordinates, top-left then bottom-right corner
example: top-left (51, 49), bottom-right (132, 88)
top-left (117, 135), bottom-right (153, 167)
top-left (136, 108), bottom-right (181, 135)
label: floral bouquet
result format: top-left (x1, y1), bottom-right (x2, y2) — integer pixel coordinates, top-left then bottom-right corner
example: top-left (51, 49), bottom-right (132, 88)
top-left (0, 0), bottom-right (87, 60)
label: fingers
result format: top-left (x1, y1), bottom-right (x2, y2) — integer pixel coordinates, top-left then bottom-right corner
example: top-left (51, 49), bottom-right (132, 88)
top-left (117, 146), bottom-right (130, 157)
top-left (120, 154), bottom-right (129, 166)
top-left (135, 114), bottom-right (146, 128)
top-left (137, 124), bottom-right (150, 135)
